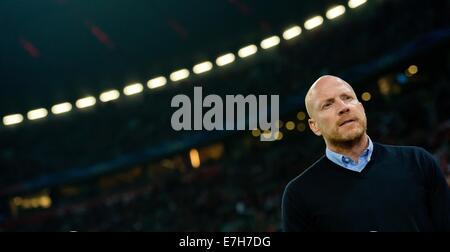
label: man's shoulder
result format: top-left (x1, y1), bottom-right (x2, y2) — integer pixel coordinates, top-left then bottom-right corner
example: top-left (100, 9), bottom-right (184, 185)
top-left (374, 142), bottom-right (436, 168)
top-left (284, 156), bottom-right (327, 192)
top-left (375, 142), bottom-right (429, 157)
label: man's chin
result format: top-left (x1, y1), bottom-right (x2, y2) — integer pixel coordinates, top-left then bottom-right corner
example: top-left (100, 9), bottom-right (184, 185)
top-left (333, 129), bottom-right (365, 143)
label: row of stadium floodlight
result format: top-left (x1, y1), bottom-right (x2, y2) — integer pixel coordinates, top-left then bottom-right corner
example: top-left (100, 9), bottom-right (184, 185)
top-left (2, 0), bottom-right (367, 127)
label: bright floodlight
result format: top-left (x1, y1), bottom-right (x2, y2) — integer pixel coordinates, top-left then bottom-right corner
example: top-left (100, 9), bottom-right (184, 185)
top-left (238, 44), bottom-right (257, 58)
top-left (282, 26), bottom-right (302, 40)
top-left (304, 16), bottom-right (324, 30)
top-left (99, 90), bottom-right (120, 102)
top-left (348, 0), bottom-right (367, 9)
top-left (193, 61), bottom-right (213, 74)
top-left (51, 102), bottom-right (72, 115)
top-left (147, 76), bottom-right (167, 89)
top-left (3, 114), bottom-right (24, 126)
top-left (326, 5), bottom-right (346, 19)
top-left (260, 36), bottom-right (280, 49)
top-left (27, 108), bottom-right (48, 120)
top-left (215, 53), bottom-right (235, 67)
top-left (76, 96), bottom-right (96, 109)
top-left (170, 69), bottom-right (190, 82)
top-left (123, 83), bottom-right (144, 96)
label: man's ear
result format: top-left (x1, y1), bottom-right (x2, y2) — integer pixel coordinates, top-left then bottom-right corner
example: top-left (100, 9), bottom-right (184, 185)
top-left (359, 101), bottom-right (365, 113)
top-left (308, 118), bottom-right (322, 136)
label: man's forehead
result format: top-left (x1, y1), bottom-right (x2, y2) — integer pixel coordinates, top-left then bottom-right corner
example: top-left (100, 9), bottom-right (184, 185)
top-left (305, 75), bottom-right (355, 117)
top-left (313, 76), bottom-right (348, 90)
top-left (310, 79), bottom-right (354, 99)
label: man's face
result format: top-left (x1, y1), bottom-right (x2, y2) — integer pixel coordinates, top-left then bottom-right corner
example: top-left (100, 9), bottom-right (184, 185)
top-left (308, 78), bottom-right (367, 144)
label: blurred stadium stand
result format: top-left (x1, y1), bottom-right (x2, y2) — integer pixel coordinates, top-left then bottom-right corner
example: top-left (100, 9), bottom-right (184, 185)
top-left (0, 0), bottom-right (449, 231)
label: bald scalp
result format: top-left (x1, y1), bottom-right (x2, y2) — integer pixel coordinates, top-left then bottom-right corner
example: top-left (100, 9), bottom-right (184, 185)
top-left (305, 75), bottom-right (356, 119)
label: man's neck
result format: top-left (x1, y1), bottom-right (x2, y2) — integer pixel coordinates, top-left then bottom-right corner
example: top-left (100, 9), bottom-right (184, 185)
top-left (327, 134), bottom-right (369, 163)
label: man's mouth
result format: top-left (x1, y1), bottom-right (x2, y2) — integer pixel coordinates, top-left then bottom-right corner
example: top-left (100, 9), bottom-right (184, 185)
top-left (339, 119), bottom-right (356, 127)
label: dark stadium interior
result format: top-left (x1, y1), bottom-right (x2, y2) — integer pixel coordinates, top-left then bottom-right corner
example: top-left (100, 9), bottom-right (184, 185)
top-left (0, 0), bottom-right (449, 231)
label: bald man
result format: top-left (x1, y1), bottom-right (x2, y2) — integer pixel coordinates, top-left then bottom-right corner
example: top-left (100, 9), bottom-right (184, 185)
top-left (281, 75), bottom-right (450, 232)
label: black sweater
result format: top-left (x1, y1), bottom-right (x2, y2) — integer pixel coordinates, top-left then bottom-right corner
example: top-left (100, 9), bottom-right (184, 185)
top-left (282, 143), bottom-right (450, 232)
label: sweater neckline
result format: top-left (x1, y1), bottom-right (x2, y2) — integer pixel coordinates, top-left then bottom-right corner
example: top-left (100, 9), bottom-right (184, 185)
top-left (322, 142), bottom-right (381, 177)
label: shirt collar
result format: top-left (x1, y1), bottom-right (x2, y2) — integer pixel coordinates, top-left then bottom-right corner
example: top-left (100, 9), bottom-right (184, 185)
top-left (325, 136), bottom-right (373, 172)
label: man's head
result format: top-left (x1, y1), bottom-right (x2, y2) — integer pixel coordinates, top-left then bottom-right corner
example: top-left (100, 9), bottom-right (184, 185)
top-left (305, 75), bottom-right (367, 146)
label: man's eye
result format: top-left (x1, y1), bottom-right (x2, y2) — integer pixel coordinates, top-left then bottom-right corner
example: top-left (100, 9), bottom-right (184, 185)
top-left (323, 103), bottom-right (331, 109)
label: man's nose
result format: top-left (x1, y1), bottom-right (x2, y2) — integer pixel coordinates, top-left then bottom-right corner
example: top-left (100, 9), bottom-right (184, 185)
top-left (337, 101), bottom-right (350, 115)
